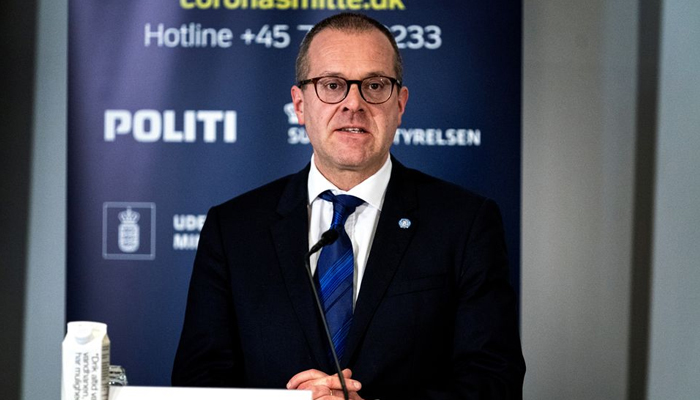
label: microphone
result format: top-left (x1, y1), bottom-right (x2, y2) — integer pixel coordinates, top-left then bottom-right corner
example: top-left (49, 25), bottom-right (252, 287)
top-left (308, 229), bottom-right (339, 255)
top-left (304, 228), bottom-right (349, 400)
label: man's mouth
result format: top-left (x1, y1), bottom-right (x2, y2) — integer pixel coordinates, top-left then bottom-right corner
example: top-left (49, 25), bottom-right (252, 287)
top-left (338, 127), bottom-right (367, 133)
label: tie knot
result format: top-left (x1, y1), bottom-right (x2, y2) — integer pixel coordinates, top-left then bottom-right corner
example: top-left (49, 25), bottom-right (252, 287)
top-left (319, 190), bottom-right (364, 228)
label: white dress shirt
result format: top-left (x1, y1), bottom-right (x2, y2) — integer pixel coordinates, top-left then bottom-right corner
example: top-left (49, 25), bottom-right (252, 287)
top-left (307, 154), bottom-right (392, 306)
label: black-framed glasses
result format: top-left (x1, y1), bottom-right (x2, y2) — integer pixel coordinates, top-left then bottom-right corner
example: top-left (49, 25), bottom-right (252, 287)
top-left (297, 76), bottom-right (402, 105)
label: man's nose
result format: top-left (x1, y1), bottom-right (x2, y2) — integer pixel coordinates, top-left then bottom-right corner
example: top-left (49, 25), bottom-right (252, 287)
top-left (342, 82), bottom-right (365, 111)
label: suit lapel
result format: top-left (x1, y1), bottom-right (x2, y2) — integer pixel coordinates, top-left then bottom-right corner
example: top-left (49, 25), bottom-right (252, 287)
top-left (271, 165), bottom-right (333, 371)
top-left (343, 159), bottom-right (418, 365)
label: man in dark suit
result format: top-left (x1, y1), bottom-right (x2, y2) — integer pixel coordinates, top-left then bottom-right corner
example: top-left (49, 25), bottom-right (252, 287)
top-left (172, 12), bottom-right (525, 399)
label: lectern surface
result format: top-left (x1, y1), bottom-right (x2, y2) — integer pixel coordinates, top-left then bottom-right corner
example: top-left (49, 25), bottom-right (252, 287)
top-left (109, 386), bottom-right (312, 400)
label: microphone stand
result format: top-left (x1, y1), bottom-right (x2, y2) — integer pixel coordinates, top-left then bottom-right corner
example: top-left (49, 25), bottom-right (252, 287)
top-left (304, 229), bottom-right (350, 400)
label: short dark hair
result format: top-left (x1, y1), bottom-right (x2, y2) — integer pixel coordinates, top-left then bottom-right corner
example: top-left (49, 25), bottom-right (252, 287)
top-left (295, 13), bottom-right (403, 84)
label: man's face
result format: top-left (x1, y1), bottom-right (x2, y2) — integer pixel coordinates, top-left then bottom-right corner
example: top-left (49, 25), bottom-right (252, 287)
top-left (291, 29), bottom-right (408, 183)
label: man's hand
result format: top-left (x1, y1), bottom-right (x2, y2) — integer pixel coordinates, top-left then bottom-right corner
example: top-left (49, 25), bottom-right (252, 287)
top-left (286, 368), bottom-right (364, 400)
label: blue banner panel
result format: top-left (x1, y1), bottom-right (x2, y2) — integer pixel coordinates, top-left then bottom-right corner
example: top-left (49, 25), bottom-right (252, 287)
top-left (68, 0), bottom-right (521, 385)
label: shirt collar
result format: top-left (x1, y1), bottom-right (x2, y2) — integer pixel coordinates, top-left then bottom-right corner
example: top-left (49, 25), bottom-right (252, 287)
top-left (307, 154), bottom-right (392, 211)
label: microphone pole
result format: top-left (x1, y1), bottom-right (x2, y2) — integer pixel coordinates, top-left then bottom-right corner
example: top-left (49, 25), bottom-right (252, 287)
top-left (304, 228), bottom-right (350, 400)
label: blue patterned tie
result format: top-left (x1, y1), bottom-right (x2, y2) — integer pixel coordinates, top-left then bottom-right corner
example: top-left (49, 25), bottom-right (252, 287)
top-left (316, 190), bottom-right (364, 361)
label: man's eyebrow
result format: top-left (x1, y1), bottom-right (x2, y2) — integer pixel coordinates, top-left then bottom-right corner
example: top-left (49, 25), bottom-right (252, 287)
top-left (314, 71), bottom-right (391, 79)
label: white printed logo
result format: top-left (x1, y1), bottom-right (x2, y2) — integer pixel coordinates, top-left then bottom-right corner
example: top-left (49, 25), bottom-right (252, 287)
top-left (103, 202), bottom-right (156, 260)
top-left (284, 102), bottom-right (298, 125)
top-left (172, 213), bottom-right (206, 251)
top-left (283, 102), bottom-right (481, 147)
top-left (104, 109), bottom-right (237, 143)
top-left (117, 207), bottom-right (141, 253)
top-left (285, 102), bottom-right (310, 145)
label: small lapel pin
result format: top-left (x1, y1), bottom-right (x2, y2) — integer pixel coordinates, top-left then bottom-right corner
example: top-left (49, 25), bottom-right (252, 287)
top-left (398, 218), bottom-right (411, 229)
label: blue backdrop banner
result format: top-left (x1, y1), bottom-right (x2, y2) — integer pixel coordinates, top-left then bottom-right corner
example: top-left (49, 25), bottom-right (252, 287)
top-left (68, 0), bottom-right (522, 386)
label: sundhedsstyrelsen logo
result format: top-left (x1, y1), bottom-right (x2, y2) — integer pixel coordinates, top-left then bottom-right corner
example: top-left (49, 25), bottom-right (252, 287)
top-left (283, 102), bottom-right (481, 147)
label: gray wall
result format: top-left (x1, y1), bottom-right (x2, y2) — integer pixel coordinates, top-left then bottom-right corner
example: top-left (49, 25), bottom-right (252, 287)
top-left (646, 1), bottom-right (700, 398)
top-left (522, 0), bottom-right (637, 398)
top-left (9, 1), bottom-right (700, 399)
top-left (523, 0), bottom-right (700, 399)
top-left (21, 0), bottom-right (68, 399)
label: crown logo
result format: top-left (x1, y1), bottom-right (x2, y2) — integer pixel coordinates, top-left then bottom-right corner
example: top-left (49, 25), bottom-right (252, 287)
top-left (118, 207), bottom-right (140, 224)
top-left (118, 207), bottom-right (140, 253)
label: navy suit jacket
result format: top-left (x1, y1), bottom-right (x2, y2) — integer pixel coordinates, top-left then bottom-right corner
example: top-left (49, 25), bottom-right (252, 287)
top-left (172, 158), bottom-right (525, 399)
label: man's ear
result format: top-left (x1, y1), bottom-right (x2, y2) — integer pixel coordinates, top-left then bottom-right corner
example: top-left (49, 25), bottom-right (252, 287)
top-left (396, 86), bottom-right (409, 126)
top-left (291, 85), bottom-right (305, 125)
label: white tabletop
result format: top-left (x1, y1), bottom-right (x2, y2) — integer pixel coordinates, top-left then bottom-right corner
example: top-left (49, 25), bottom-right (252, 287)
top-left (109, 386), bottom-right (312, 400)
